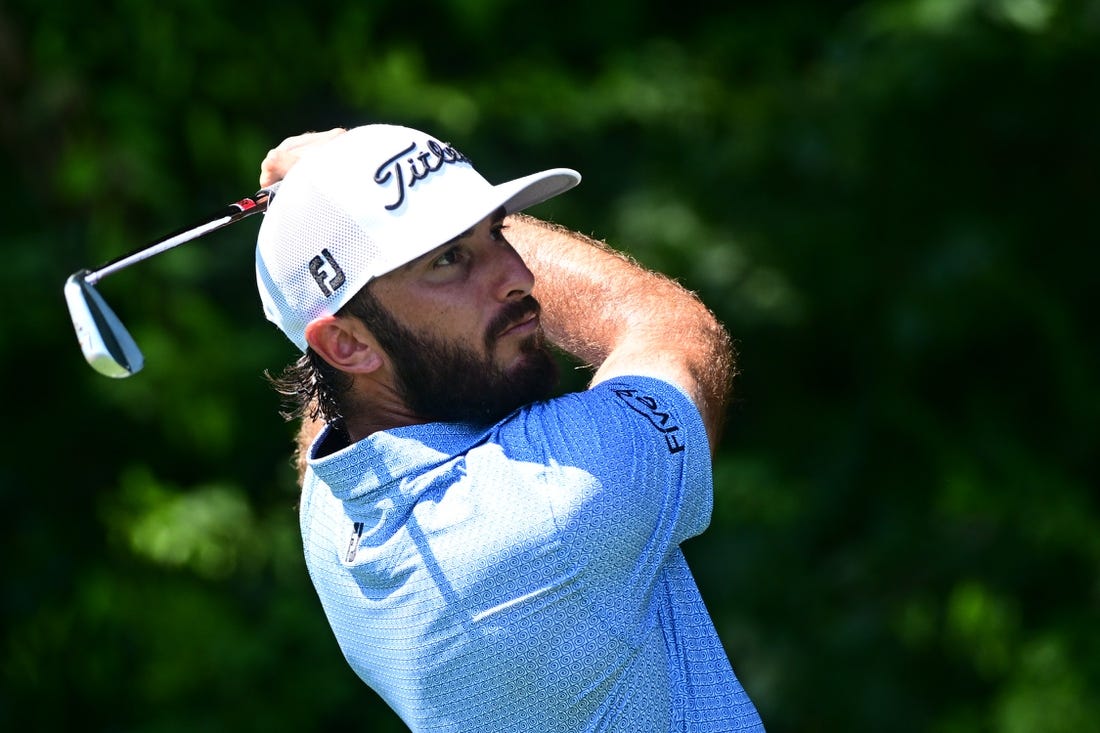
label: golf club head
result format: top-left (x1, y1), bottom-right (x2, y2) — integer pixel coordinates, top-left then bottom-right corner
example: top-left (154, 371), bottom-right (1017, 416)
top-left (64, 271), bottom-right (144, 378)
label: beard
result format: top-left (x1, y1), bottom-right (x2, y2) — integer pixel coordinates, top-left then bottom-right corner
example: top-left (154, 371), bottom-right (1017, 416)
top-left (371, 295), bottom-right (559, 425)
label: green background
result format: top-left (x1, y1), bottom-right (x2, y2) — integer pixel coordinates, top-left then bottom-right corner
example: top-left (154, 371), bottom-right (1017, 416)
top-left (3, 1), bottom-right (1097, 731)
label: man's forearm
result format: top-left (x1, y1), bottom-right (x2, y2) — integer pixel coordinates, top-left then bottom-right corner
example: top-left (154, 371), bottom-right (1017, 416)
top-left (506, 214), bottom-right (734, 450)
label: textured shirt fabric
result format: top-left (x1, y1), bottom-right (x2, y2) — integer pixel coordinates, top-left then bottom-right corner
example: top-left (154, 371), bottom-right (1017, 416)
top-left (300, 376), bottom-right (765, 732)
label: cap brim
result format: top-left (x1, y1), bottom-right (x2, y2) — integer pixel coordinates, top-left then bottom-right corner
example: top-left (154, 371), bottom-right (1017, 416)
top-left (399, 167), bottom-right (581, 269)
top-left (493, 168), bottom-right (581, 215)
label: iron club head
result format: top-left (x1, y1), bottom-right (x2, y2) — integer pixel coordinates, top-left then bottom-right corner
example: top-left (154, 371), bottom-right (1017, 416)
top-left (63, 183), bottom-right (279, 378)
top-left (64, 271), bottom-right (144, 378)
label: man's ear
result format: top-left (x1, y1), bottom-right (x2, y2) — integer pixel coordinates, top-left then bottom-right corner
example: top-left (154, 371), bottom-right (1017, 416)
top-left (304, 316), bottom-right (384, 373)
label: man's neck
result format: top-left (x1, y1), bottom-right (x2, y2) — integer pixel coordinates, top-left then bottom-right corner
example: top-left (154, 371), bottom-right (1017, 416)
top-left (341, 376), bottom-right (425, 443)
top-left (342, 396), bottom-right (426, 444)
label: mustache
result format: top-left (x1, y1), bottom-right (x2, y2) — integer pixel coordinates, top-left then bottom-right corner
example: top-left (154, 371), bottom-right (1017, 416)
top-left (485, 295), bottom-right (541, 349)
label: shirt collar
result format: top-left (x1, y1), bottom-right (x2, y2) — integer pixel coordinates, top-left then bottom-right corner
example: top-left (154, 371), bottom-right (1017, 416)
top-left (306, 421), bottom-right (492, 501)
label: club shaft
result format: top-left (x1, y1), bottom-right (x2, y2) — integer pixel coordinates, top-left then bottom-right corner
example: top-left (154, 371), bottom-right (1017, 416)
top-left (85, 185), bottom-right (278, 286)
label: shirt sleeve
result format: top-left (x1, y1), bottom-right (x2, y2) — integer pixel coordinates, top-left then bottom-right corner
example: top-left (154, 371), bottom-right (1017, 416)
top-left (500, 375), bottom-right (714, 573)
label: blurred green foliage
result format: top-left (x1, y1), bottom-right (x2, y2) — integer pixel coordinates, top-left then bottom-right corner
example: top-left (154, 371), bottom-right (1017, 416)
top-left (2, 1), bottom-right (1097, 731)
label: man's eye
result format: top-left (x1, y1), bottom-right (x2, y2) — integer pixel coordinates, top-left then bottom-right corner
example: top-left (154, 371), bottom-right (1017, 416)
top-left (433, 247), bottom-right (463, 267)
top-left (491, 224), bottom-right (510, 241)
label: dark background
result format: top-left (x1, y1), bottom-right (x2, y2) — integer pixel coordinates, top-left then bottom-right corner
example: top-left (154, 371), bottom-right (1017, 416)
top-left (3, 1), bottom-right (1097, 731)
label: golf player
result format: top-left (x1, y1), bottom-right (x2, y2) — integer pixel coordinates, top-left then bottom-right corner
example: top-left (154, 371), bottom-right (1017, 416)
top-left (254, 124), bottom-right (765, 732)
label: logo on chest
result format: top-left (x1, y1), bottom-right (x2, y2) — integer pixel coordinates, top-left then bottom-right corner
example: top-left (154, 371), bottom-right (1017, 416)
top-left (344, 521), bottom-right (365, 563)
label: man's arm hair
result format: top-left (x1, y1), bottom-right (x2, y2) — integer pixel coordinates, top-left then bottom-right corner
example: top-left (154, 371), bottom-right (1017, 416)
top-left (506, 214), bottom-right (735, 452)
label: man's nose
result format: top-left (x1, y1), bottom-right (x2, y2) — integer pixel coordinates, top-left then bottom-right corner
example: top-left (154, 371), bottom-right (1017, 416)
top-left (492, 244), bottom-right (535, 301)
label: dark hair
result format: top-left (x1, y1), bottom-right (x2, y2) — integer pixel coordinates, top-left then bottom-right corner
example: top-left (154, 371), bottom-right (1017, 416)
top-left (265, 283), bottom-right (397, 426)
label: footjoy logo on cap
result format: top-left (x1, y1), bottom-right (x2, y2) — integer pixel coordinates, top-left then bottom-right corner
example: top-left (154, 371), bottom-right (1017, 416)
top-left (374, 139), bottom-right (471, 211)
top-left (309, 248), bottom-right (346, 297)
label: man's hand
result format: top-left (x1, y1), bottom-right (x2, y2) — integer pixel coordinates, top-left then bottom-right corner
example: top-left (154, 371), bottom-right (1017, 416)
top-left (259, 128), bottom-right (347, 188)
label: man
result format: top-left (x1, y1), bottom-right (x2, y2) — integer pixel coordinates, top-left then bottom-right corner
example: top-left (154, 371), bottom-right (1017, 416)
top-left (255, 124), bottom-right (765, 732)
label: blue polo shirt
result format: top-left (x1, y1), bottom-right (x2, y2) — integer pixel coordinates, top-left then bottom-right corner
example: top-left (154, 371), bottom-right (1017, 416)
top-left (299, 376), bottom-right (764, 732)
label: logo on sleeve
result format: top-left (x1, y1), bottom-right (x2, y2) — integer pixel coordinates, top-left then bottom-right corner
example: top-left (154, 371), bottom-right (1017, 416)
top-left (612, 387), bottom-right (685, 454)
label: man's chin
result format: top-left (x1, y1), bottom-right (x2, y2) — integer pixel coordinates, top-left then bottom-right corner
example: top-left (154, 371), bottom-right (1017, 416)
top-left (506, 343), bottom-right (559, 402)
top-left (396, 332), bottom-right (560, 425)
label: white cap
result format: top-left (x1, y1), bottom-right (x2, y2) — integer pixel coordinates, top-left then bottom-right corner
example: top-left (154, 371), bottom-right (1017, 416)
top-left (256, 124), bottom-right (581, 351)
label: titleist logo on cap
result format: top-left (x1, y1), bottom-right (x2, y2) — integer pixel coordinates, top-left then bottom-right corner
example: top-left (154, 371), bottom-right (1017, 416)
top-left (374, 140), bottom-right (471, 211)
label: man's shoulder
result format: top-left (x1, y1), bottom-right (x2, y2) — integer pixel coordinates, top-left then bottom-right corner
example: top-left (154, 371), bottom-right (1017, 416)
top-left (529, 374), bottom-right (696, 415)
top-left (495, 375), bottom-right (703, 460)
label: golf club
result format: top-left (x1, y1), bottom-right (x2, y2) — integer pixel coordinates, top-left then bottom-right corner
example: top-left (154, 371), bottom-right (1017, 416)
top-left (64, 183), bottom-right (279, 378)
